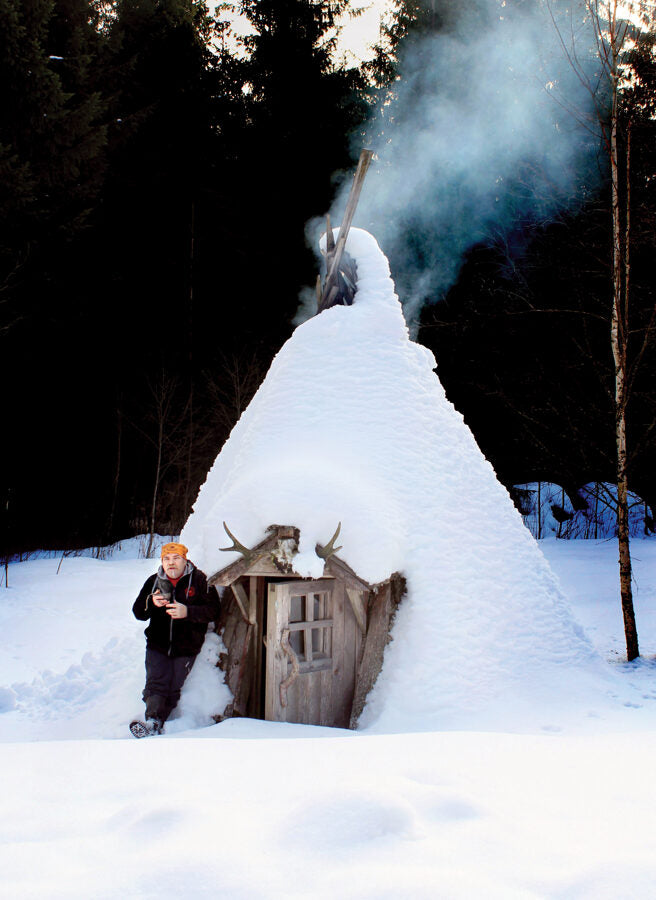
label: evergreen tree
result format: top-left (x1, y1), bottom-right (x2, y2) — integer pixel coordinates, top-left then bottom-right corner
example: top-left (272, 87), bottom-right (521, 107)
top-left (0, 0), bottom-right (106, 307)
top-left (235, 0), bottom-right (370, 330)
top-left (0, 0), bottom-right (109, 553)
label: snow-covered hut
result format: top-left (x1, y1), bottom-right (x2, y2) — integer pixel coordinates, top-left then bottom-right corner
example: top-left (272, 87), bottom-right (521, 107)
top-left (182, 228), bottom-right (601, 733)
top-left (197, 521), bottom-right (404, 728)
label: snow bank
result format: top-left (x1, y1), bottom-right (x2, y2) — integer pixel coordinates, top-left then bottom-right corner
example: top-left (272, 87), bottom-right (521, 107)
top-left (0, 555), bottom-right (229, 742)
top-left (183, 229), bottom-right (610, 731)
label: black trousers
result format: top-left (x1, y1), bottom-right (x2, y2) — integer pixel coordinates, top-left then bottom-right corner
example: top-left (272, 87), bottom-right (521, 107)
top-left (142, 647), bottom-right (195, 723)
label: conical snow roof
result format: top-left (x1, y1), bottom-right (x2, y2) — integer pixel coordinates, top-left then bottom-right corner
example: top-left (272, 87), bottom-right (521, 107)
top-left (183, 228), bottom-right (608, 732)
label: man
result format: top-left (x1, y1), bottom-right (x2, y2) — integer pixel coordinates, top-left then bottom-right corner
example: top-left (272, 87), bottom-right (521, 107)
top-left (130, 542), bottom-right (220, 738)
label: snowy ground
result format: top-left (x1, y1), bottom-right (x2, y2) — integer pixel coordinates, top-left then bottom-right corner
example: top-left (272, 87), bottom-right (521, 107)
top-left (1, 537), bottom-right (656, 898)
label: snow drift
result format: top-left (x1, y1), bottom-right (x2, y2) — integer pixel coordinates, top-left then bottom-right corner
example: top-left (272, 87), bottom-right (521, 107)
top-left (183, 228), bottom-right (610, 731)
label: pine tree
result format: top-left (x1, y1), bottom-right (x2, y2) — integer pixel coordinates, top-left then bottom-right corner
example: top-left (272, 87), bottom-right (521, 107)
top-left (97, 0), bottom-right (220, 350)
top-left (0, 0), bottom-right (107, 321)
top-left (235, 0), bottom-right (370, 329)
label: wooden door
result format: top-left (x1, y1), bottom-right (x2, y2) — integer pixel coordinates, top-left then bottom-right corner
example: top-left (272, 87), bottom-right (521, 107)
top-left (265, 579), bottom-right (363, 727)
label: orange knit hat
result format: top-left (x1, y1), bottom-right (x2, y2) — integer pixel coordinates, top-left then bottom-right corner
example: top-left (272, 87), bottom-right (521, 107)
top-left (161, 542), bottom-right (189, 559)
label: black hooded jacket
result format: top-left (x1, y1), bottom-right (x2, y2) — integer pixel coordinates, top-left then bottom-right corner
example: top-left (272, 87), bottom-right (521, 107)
top-left (133, 563), bottom-right (220, 658)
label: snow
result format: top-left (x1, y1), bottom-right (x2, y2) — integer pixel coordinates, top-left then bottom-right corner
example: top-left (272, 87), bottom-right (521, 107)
top-left (4, 232), bottom-right (655, 894)
top-left (2, 539), bottom-right (656, 897)
top-left (182, 228), bottom-right (618, 732)
top-left (0, 541), bottom-right (230, 743)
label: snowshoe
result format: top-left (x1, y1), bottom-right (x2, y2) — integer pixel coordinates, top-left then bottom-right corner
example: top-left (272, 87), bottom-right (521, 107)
top-left (129, 718), bottom-right (162, 739)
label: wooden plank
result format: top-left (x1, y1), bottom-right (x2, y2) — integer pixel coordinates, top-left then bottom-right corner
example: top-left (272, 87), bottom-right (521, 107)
top-left (244, 555), bottom-right (297, 577)
top-left (249, 576), bottom-right (261, 718)
top-left (346, 588), bottom-right (367, 635)
top-left (265, 582), bottom-right (289, 722)
top-left (280, 626), bottom-right (301, 714)
top-left (215, 587), bottom-right (231, 634)
top-left (308, 669), bottom-right (321, 725)
top-left (210, 548), bottom-right (267, 587)
top-left (319, 149), bottom-right (374, 312)
top-left (232, 622), bottom-right (253, 716)
top-left (323, 555), bottom-right (371, 591)
top-left (349, 585), bottom-right (390, 728)
top-left (249, 576), bottom-right (258, 624)
top-left (286, 619), bottom-right (333, 632)
top-left (297, 658), bottom-right (332, 673)
top-left (339, 583), bottom-right (359, 728)
top-left (318, 611), bottom-right (334, 725)
top-left (319, 668), bottom-right (332, 727)
top-left (296, 670), bottom-right (309, 724)
top-left (325, 214), bottom-right (335, 252)
top-left (294, 588), bottom-right (311, 724)
top-left (209, 526), bottom-right (298, 586)
top-left (220, 607), bottom-right (253, 717)
top-left (230, 581), bottom-right (251, 623)
top-left (330, 580), bottom-right (348, 727)
top-left (349, 575), bottom-right (407, 729)
top-left (354, 610), bottom-right (363, 682)
top-left (221, 594), bottom-right (239, 652)
top-left (305, 587), bottom-right (314, 665)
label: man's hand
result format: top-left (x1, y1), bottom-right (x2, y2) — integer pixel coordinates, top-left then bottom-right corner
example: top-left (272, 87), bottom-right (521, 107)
top-left (152, 590), bottom-right (170, 608)
top-left (166, 601), bottom-right (188, 619)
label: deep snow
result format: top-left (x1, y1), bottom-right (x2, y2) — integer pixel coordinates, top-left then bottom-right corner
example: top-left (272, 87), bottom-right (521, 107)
top-left (1, 538), bottom-right (656, 898)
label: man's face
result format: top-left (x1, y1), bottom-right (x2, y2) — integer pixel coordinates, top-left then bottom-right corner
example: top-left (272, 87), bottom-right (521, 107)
top-left (162, 553), bottom-right (186, 580)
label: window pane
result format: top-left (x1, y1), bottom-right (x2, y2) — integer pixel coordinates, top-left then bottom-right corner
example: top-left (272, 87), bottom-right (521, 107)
top-left (290, 629), bottom-right (305, 660)
top-left (290, 595), bottom-right (305, 623)
top-left (311, 626), bottom-right (332, 658)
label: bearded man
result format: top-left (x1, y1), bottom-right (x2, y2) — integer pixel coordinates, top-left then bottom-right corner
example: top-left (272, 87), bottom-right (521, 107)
top-left (130, 542), bottom-right (220, 737)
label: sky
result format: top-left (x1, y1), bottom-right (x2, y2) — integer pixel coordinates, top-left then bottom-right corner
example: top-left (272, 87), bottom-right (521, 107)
top-left (218, 0), bottom-right (393, 64)
top-left (337, 0), bottom-right (394, 64)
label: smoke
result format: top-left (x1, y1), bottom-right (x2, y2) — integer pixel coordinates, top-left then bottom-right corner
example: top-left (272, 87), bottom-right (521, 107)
top-left (305, 0), bottom-right (606, 331)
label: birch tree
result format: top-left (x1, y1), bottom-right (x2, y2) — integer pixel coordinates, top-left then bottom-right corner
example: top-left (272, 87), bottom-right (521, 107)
top-left (553, 0), bottom-right (655, 659)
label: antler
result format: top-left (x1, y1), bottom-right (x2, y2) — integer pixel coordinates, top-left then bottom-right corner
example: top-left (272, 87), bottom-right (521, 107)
top-left (220, 522), bottom-right (257, 564)
top-left (316, 523), bottom-right (342, 560)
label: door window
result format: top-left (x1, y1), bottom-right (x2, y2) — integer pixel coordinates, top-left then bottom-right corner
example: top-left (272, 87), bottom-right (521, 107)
top-left (287, 590), bottom-right (333, 672)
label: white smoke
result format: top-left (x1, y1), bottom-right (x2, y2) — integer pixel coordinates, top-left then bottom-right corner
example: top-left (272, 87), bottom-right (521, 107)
top-left (308, 0), bottom-right (605, 331)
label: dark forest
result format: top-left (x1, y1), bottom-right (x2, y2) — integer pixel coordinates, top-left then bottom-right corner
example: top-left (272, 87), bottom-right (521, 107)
top-left (1, 0), bottom-right (655, 556)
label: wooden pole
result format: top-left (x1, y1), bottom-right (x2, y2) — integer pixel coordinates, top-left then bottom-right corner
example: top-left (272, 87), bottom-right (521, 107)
top-left (319, 149), bottom-right (373, 312)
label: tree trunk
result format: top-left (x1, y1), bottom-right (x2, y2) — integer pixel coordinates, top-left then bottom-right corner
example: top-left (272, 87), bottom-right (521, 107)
top-left (107, 402), bottom-right (123, 542)
top-left (610, 24), bottom-right (639, 661)
top-left (184, 202), bottom-right (195, 518)
top-left (147, 417), bottom-right (164, 560)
